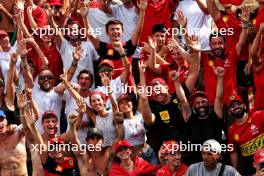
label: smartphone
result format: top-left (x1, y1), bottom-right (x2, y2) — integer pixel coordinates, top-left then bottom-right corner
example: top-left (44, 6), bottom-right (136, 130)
top-left (260, 162), bottom-right (264, 169)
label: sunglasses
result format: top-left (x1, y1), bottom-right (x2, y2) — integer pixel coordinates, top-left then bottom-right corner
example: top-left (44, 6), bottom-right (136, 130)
top-left (39, 75), bottom-right (53, 81)
top-left (99, 67), bottom-right (113, 73)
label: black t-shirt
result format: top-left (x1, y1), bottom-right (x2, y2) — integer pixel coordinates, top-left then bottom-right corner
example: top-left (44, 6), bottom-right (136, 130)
top-left (146, 93), bottom-right (187, 153)
top-left (43, 156), bottom-right (80, 176)
top-left (186, 111), bottom-right (223, 144)
top-left (97, 40), bottom-right (137, 60)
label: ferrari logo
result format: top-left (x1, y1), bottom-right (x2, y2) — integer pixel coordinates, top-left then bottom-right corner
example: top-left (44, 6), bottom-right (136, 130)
top-left (222, 16), bottom-right (229, 22)
top-left (208, 60), bottom-right (214, 67)
top-left (173, 99), bottom-right (178, 104)
top-left (56, 165), bottom-right (63, 172)
top-left (234, 134), bottom-right (239, 141)
top-left (107, 49), bottom-right (114, 56)
top-left (159, 111), bottom-right (170, 122)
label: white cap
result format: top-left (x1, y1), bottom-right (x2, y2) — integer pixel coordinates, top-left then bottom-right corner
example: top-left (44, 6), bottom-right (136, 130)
top-left (202, 139), bottom-right (222, 154)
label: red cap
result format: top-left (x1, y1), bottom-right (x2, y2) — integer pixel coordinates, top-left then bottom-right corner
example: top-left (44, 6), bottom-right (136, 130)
top-left (150, 78), bottom-right (168, 87)
top-left (226, 95), bottom-right (243, 108)
top-left (99, 60), bottom-right (114, 68)
top-left (219, 0), bottom-right (243, 6)
top-left (114, 140), bottom-right (131, 152)
top-left (0, 30), bottom-right (8, 37)
top-left (48, 0), bottom-right (62, 6)
top-left (42, 111), bottom-right (58, 122)
top-left (117, 93), bottom-right (132, 104)
top-left (90, 91), bottom-right (107, 103)
top-left (254, 148), bottom-right (264, 164)
top-left (49, 137), bottom-right (64, 144)
top-left (190, 91), bottom-right (208, 105)
top-left (161, 140), bottom-right (179, 154)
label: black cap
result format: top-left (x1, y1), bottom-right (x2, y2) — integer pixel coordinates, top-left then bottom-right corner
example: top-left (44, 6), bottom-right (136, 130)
top-left (86, 127), bottom-right (104, 140)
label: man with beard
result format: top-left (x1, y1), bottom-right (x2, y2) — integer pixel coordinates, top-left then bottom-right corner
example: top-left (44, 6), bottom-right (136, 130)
top-left (201, 30), bottom-right (247, 105)
top-left (32, 69), bottom-right (62, 134)
top-left (182, 67), bottom-right (225, 165)
top-left (227, 95), bottom-right (264, 175)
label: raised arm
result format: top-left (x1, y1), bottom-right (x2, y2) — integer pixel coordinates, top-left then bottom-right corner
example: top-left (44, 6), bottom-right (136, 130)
top-left (113, 111), bottom-right (124, 141)
top-left (5, 53), bottom-right (18, 111)
top-left (236, 7), bottom-right (250, 57)
top-left (138, 61), bottom-right (155, 125)
top-left (100, 0), bottom-right (113, 14)
top-left (213, 67), bottom-right (224, 119)
top-left (131, 0), bottom-right (147, 46)
top-left (26, 6), bottom-right (38, 29)
top-left (250, 23), bottom-right (264, 71)
top-left (195, 0), bottom-right (209, 15)
top-left (148, 38), bottom-right (162, 74)
top-left (169, 71), bottom-right (191, 122)
top-left (46, 6), bottom-right (63, 49)
top-left (206, 0), bottom-right (221, 22)
top-left (80, 4), bottom-right (100, 49)
top-left (0, 4), bottom-right (13, 20)
top-left (112, 42), bottom-right (131, 84)
top-left (185, 35), bottom-right (201, 92)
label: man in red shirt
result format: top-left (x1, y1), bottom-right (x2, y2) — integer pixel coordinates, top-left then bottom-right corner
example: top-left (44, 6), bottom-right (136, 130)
top-left (156, 140), bottom-right (188, 176)
top-left (227, 95), bottom-right (264, 175)
top-left (201, 30), bottom-right (247, 105)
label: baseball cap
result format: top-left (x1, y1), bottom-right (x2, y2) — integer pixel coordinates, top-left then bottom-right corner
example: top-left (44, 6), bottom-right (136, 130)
top-left (0, 110), bottom-right (6, 119)
top-left (0, 30), bottom-right (8, 37)
top-left (219, 0), bottom-right (243, 6)
top-left (161, 140), bottom-right (180, 154)
top-left (202, 139), bottom-right (222, 154)
top-left (114, 140), bottom-right (131, 153)
top-left (117, 93), bottom-right (132, 104)
top-left (48, 0), bottom-right (62, 6)
top-left (150, 78), bottom-right (168, 87)
top-left (254, 148), bottom-right (264, 164)
top-left (226, 95), bottom-right (243, 108)
top-left (42, 111), bottom-right (58, 122)
top-left (98, 60), bottom-right (114, 68)
top-left (86, 127), bottom-right (103, 140)
top-left (190, 91), bottom-right (208, 105)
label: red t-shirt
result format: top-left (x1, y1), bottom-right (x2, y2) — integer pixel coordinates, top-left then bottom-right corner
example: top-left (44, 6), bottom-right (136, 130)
top-left (139, 0), bottom-right (178, 43)
top-left (160, 63), bottom-right (189, 94)
top-left (156, 164), bottom-right (188, 176)
top-left (202, 50), bottom-right (238, 105)
top-left (24, 6), bottom-right (48, 30)
top-left (253, 63), bottom-right (264, 110)
top-left (228, 110), bottom-right (264, 157)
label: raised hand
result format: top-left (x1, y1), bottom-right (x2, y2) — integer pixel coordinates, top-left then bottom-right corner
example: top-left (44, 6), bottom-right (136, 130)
top-left (241, 5), bottom-right (251, 22)
top-left (138, 60), bottom-right (146, 73)
top-left (15, 0), bottom-right (25, 11)
top-left (17, 92), bottom-right (29, 110)
top-left (167, 38), bottom-right (179, 49)
top-left (75, 98), bottom-right (86, 114)
top-left (68, 114), bottom-right (78, 127)
top-left (175, 10), bottom-right (187, 28)
top-left (45, 4), bottom-right (55, 17)
top-left (188, 35), bottom-right (200, 52)
top-left (113, 111), bottom-right (124, 124)
top-left (148, 37), bottom-right (157, 51)
top-left (112, 42), bottom-right (125, 54)
top-left (137, 0), bottom-right (147, 12)
top-left (79, 1), bottom-right (89, 17)
top-left (26, 6), bottom-right (33, 15)
top-left (72, 44), bottom-right (83, 61)
top-left (17, 39), bottom-right (32, 56)
top-left (60, 73), bottom-right (68, 84)
top-left (101, 72), bottom-right (111, 86)
top-left (10, 52), bottom-right (19, 64)
top-left (169, 70), bottom-right (180, 82)
top-left (213, 66), bottom-right (225, 78)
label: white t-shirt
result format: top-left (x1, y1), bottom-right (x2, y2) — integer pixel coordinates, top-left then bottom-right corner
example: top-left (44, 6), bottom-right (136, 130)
top-left (95, 76), bottom-right (124, 110)
top-left (88, 9), bottom-right (113, 43)
top-left (124, 112), bottom-right (146, 146)
top-left (174, 0), bottom-right (212, 51)
top-left (59, 38), bottom-right (99, 85)
top-left (0, 42), bottom-right (21, 91)
top-left (110, 4), bottom-right (138, 41)
top-left (63, 90), bottom-right (90, 144)
top-left (95, 110), bottom-right (117, 147)
top-left (32, 84), bottom-right (62, 134)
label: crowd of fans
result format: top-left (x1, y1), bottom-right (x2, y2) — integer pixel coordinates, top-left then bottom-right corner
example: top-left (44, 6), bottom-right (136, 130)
top-left (0, 0), bottom-right (264, 175)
